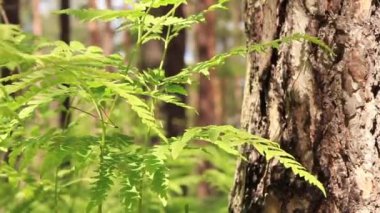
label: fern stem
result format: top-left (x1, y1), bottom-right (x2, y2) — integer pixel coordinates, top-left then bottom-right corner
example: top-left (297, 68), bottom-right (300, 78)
top-left (54, 167), bottom-right (59, 212)
top-left (138, 177), bottom-right (144, 213)
top-left (98, 204), bottom-right (103, 213)
top-left (158, 4), bottom-right (180, 70)
top-left (159, 24), bottom-right (172, 70)
top-left (108, 95), bottom-right (119, 119)
top-left (139, 4), bottom-right (179, 44)
top-left (125, 0), bottom-right (154, 72)
top-left (93, 99), bottom-right (107, 213)
top-left (70, 106), bottom-right (115, 127)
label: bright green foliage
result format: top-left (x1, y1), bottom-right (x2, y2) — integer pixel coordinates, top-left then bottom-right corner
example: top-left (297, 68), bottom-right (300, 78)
top-left (0, 0), bottom-right (329, 212)
top-left (170, 125), bottom-right (327, 196)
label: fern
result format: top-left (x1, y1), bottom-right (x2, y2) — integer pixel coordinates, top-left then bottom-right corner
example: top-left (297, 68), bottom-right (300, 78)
top-left (87, 153), bottom-right (116, 212)
top-left (170, 126), bottom-right (327, 196)
top-left (119, 155), bottom-right (142, 212)
top-left (56, 9), bottom-right (145, 22)
top-left (163, 33), bottom-right (333, 86)
top-left (144, 151), bottom-right (170, 206)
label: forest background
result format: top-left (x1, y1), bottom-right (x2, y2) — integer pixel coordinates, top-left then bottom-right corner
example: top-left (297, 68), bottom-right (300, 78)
top-left (0, 0), bottom-right (247, 212)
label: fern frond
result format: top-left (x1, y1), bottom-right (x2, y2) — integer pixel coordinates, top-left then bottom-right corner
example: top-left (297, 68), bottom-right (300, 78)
top-left (163, 34), bottom-right (332, 86)
top-left (120, 161), bottom-right (142, 212)
top-left (141, 0), bottom-right (187, 8)
top-left (87, 153), bottom-right (116, 212)
top-left (252, 140), bottom-right (327, 196)
top-left (56, 9), bottom-right (145, 22)
top-left (143, 146), bottom-right (170, 206)
top-left (170, 125), bottom-right (326, 196)
top-left (103, 82), bottom-right (167, 142)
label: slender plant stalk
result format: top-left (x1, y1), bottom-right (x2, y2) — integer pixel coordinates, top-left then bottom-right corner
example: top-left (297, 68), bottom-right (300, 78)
top-left (54, 167), bottom-right (59, 212)
top-left (0, 3), bottom-right (9, 24)
top-left (93, 99), bottom-right (107, 213)
top-left (159, 25), bottom-right (172, 70)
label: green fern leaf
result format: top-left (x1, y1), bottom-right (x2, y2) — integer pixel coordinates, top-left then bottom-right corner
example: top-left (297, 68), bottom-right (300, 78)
top-left (169, 125), bottom-right (326, 197)
top-left (57, 9), bottom-right (144, 22)
top-left (144, 149), bottom-right (169, 206)
top-left (87, 153), bottom-right (116, 212)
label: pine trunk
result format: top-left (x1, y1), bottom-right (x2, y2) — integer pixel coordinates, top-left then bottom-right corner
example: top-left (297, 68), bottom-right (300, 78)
top-left (103, 0), bottom-right (114, 55)
top-left (32, 0), bottom-right (42, 36)
top-left (196, 0), bottom-right (222, 126)
top-left (229, 0), bottom-right (380, 212)
top-left (59, 0), bottom-right (71, 128)
top-left (194, 0), bottom-right (222, 198)
top-left (88, 0), bottom-right (101, 46)
top-left (163, 4), bottom-right (186, 137)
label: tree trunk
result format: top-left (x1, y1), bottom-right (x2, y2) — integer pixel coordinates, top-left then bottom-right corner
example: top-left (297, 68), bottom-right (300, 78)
top-left (195, 0), bottom-right (222, 198)
top-left (1, 0), bottom-right (19, 24)
top-left (87, 0), bottom-right (101, 46)
top-left (32, 0), bottom-right (42, 36)
top-left (196, 0), bottom-right (222, 126)
top-left (163, 5), bottom-right (187, 137)
top-left (136, 4), bottom-right (187, 137)
top-left (59, 0), bottom-right (71, 129)
top-left (103, 0), bottom-right (114, 55)
top-left (229, 0), bottom-right (380, 212)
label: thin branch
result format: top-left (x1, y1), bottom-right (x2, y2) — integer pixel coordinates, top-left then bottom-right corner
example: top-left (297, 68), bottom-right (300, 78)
top-left (70, 106), bottom-right (118, 128)
top-left (99, 105), bottom-right (119, 129)
top-left (0, 3), bottom-right (9, 24)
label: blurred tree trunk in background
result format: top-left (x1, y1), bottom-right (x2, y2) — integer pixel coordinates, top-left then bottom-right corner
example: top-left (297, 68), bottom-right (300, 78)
top-left (195, 0), bottom-right (221, 199)
top-left (0, 0), bottom-right (19, 24)
top-left (122, 2), bottom-right (132, 65)
top-left (139, 7), bottom-right (163, 70)
top-left (32, 0), bottom-right (42, 36)
top-left (88, 0), bottom-right (100, 46)
top-left (1, 0), bottom-right (20, 79)
top-left (229, 1), bottom-right (380, 212)
top-left (138, 5), bottom-right (187, 137)
top-left (196, 0), bottom-right (222, 127)
top-left (103, 0), bottom-right (114, 55)
top-left (162, 5), bottom-right (186, 137)
top-left (59, 0), bottom-right (71, 128)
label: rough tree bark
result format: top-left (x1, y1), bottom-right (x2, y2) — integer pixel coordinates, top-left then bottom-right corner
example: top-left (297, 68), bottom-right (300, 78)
top-left (229, 0), bottom-right (380, 212)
